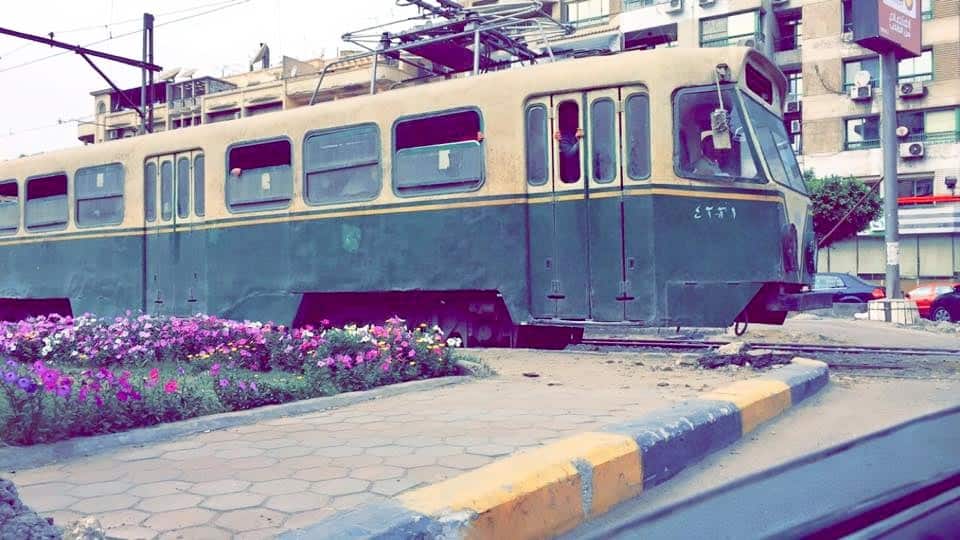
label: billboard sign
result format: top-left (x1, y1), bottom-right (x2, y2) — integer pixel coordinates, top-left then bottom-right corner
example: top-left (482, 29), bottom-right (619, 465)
top-left (853, 0), bottom-right (922, 59)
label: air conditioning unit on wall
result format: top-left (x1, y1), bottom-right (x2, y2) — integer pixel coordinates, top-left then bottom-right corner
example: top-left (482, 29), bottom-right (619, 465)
top-left (785, 99), bottom-right (802, 114)
top-left (663, 0), bottom-right (683, 14)
top-left (849, 85), bottom-right (873, 101)
top-left (898, 81), bottom-right (927, 99)
top-left (899, 141), bottom-right (925, 159)
top-left (790, 119), bottom-right (801, 134)
top-left (699, 0), bottom-right (716, 7)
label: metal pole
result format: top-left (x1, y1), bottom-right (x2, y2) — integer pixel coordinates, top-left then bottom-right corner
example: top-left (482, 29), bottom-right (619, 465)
top-left (140, 16), bottom-right (147, 135)
top-left (145, 13), bottom-right (154, 133)
top-left (369, 52), bottom-right (379, 95)
top-left (880, 51), bottom-right (901, 300)
top-left (473, 26), bottom-right (480, 75)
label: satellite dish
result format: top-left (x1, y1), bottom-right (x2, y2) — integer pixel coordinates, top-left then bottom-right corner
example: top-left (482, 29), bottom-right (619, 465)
top-left (854, 70), bottom-right (872, 88)
top-left (179, 68), bottom-right (196, 80)
top-left (158, 67), bottom-right (181, 81)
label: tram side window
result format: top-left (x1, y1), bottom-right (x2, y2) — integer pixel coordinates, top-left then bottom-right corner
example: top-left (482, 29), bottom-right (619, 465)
top-left (145, 162), bottom-right (157, 222)
top-left (625, 94), bottom-right (652, 180)
top-left (557, 101), bottom-right (581, 183)
top-left (177, 157), bottom-right (190, 219)
top-left (0, 180), bottom-right (18, 235)
top-left (25, 173), bottom-right (68, 232)
top-left (227, 139), bottom-right (293, 212)
top-left (160, 161), bottom-right (173, 221)
top-left (75, 163), bottom-right (124, 227)
top-left (591, 98), bottom-right (617, 183)
top-left (525, 105), bottom-right (548, 186)
top-left (194, 154), bottom-right (205, 216)
top-left (304, 124), bottom-right (380, 205)
top-left (394, 109), bottom-right (483, 196)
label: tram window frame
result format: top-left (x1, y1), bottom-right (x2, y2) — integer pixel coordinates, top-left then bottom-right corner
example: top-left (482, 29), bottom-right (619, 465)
top-left (225, 137), bottom-right (294, 213)
top-left (625, 93), bottom-right (652, 181)
top-left (177, 157), bottom-right (190, 219)
top-left (25, 172), bottom-right (69, 232)
top-left (525, 104), bottom-right (549, 186)
top-left (75, 163), bottom-right (125, 228)
top-left (303, 123), bottom-right (381, 206)
top-left (557, 100), bottom-right (582, 184)
top-left (160, 160), bottom-right (174, 221)
top-left (194, 154), bottom-right (205, 217)
top-left (0, 179), bottom-right (18, 235)
top-left (590, 97), bottom-right (617, 184)
top-left (145, 162), bottom-right (157, 222)
top-left (392, 107), bottom-right (485, 197)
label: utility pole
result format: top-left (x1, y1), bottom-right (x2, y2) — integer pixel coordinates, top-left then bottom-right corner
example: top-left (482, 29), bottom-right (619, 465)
top-left (880, 51), bottom-right (900, 299)
top-left (141, 13), bottom-right (155, 135)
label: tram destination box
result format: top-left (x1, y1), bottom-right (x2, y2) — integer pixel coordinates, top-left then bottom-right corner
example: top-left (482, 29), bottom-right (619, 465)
top-left (852, 0), bottom-right (922, 59)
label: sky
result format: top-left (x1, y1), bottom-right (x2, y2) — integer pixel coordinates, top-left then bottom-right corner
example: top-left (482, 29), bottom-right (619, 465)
top-left (0, 0), bottom-right (409, 160)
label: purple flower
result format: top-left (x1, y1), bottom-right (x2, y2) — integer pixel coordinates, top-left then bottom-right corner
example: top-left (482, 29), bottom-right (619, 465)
top-left (17, 377), bottom-right (32, 390)
top-left (116, 391), bottom-right (129, 402)
top-left (219, 378), bottom-right (229, 387)
top-left (4, 359), bottom-right (15, 367)
top-left (4, 372), bottom-right (15, 383)
top-left (249, 381), bottom-right (258, 392)
top-left (237, 380), bottom-right (247, 390)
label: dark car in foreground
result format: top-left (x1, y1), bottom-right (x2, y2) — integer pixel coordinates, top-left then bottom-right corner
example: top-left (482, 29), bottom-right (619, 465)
top-left (812, 273), bottom-right (885, 304)
top-left (929, 285), bottom-right (960, 322)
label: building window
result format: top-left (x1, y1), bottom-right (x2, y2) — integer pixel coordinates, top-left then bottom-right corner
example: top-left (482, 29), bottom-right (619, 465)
top-left (0, 180), bottom-right (18, 235)
top-left (786, 70), bottom-right (803, 99)
top-left (194, 154), bottom-right (205, 217)
top-left (304, 124), bottom-right (381, 205)
top-left (898, 178), bottom-right (934, 198)
top-left (700, 11), bottom-right (760, 48)
top-left (898, 49), bottom-right (934, 83)
top-left (563, 0), bottom-right (608, 26)
top-left (144, 162), bottom-right (157, 222)
top-left (791, 133), bottom-right (802, 154)
top-left (624, 94), bottom-right (651, 181)
top-left (393, 109), bottom-right (484, 196)
top-left (917, 108), bottom-right (959, 144)
top-left (775, 12), bottom-right (802, 52)
top-left (226, 139), bottom-right (293, 212)
top-left (25, 173), bottom-right (68, 232)
top-left (75, 164), bottom-right (124, 227)
top-left (921, 0), bottom-right (933, 20)
top-left (590, 98), bottom-right (617, 183)
top-left (525, 105), bottom-right (549, 186)
top-left (841, 0), bottom-right (853, 33)
top-left (843, 57), bottom-right (880, 90)
top-left (845, 116), bottom-right (881, 150)
top-left (97, 101), bottom-right (106, 115)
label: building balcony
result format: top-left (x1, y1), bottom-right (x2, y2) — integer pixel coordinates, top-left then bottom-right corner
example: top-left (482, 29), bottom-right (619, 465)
top-left (865, 196), bottom-right (960, 235)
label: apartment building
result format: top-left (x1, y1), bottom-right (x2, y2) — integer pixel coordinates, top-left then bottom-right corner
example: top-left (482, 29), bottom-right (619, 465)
top-left (78, 52), bottom-right (417, 144)
top-left (466, 0), bottom-right (960, 286)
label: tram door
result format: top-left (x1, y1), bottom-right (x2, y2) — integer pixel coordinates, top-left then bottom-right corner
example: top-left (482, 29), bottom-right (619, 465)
top-left (144, 151), bottom-right (206, 316)
top-left (528, 88), bottom-right (649, 322)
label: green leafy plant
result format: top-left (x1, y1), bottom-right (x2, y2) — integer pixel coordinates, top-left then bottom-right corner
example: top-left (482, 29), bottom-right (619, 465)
top-left (805, 170), bottom-right (882, 248)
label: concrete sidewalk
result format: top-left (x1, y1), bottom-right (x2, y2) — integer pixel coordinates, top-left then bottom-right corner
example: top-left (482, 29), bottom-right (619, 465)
top-left (9, 350), bottom-right (758, 539)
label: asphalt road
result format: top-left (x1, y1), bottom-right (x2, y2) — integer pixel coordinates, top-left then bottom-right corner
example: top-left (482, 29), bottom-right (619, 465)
top-left (566, 407), bottom-right (960, 539)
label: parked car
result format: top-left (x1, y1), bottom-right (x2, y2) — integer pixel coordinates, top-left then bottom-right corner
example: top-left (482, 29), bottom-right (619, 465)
top-left (928, 285), bottom-right (960, 322)
top-left (905, 282), bottom-right (960, 319)
top-left (811, 273), bottom-right (885, 304)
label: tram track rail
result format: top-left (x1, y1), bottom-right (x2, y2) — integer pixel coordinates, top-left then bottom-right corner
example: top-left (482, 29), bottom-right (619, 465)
top-left (578, 337), bottom-right (960, 357)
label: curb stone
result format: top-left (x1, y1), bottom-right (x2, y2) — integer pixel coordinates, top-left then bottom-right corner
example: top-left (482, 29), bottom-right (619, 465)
top-left (282, 358), bottom-right (829, 539)
top-left (1, 375), bottom-right (472, 471)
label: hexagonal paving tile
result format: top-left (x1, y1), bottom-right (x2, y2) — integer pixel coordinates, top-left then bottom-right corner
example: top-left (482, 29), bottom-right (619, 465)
top-left (128, 481), bottom-right (193, 498)
top-left (122, 467), bottom-right (183, 484)
top-left (413, 445), bottom-right (463, 458)
top-left (370, 476), bottom-right (424, 497)
top-left (297, 465), bottom-right (349, 482)
top-left (404, 466), bottom-right (461, 485)
top-left (239, 467), bottom-right (294, 482)
top-left (250, 438), bottom-right (298, 450)
top-left (136, 493), bottom-right (205, 513)
top-left (163, 447), bottom-right (216, 461)
top-left (282, 508), bottom-right (339, 530)
top-left (309, 477), bottom-right (370, 497)
top-left (329, 492), bottom-right (387, 511)
top-left (23, 494), bottom-right (78, 513)
top-left (158, 526), bottom-right (232, 540)
top-left (189, 479), bottom-right (251, 496)
top-left (383, 453), bottom-right (437, 468)
top-left (105, 525), bottom-right (159, 539)
top-left (18, 482), bottom-right (76, 501)
top-left (235, 527), bottom-right (285, 540)
top-left (143, 507), bottom-right (217, 531)
top-left (313, 446), bottom-right (363, 458)
top-left (70, 493), bottom-right (139, 514)
top-left (250, 479), bottom-right (309, 496)
top-left (201, 492), bottom-right (266, 511)
top-left (331, 454), bottom-right (384, 468)
top-left (349, 466), bottom-right (404, 481)
top-left (215, 508), bottom-right (286, 532)
top-left (467, 444), bottom-right (515, 457)
top-left (94, 509), bottom-right (150, 529)
top-left (69, 480), bottom-right (134, 497)
top-left (437, 454), bottom-right (492, 470)
top-left (266, 446), bottom-right (314, 459)
top-left (263, 491), bottom-right (330, 513)
top-left (215, 447), bottom-right (265, 459)
top-left (365, 446), bottom-right (413, 458)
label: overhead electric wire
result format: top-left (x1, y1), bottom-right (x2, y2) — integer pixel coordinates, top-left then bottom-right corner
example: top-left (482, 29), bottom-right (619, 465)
top-left (0, 0), bottom-right (254, 73)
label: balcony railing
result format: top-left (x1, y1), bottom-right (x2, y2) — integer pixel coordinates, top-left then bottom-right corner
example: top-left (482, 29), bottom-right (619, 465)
top-left (701, 32), bottom-right (763, 48)
top-left (845, 131), bottom-right (960, 150)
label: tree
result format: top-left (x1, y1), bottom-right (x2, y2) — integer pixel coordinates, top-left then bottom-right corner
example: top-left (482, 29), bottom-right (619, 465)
top-left (805, 170), bottom-right (882, 248)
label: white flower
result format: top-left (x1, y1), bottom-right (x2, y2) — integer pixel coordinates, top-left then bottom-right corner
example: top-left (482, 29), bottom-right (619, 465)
top-left (446, 337), bottom-right (462, 348)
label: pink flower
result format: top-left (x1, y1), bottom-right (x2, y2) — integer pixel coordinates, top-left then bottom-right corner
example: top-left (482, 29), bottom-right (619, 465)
top-left (163, 380), bottom-right (178, 394)
top-left (407, 349), bottom-right (416, 358)
top-left (147, 367), bottom-right (160, 387)
top-left (210, 363), bottom-right (221, 376)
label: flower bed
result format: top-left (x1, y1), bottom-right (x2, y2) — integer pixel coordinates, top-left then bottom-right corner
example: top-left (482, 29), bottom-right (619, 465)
top-left (0, 314), bottom-right (462, 446)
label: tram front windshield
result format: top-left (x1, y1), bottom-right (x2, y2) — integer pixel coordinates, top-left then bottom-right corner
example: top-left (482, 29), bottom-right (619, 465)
top-left (740, 94), bottom-right (807, 193)
top-left (675, 86), bottom-right (761, 183)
